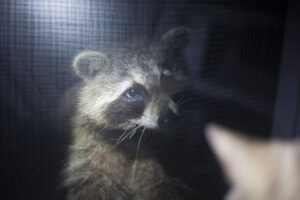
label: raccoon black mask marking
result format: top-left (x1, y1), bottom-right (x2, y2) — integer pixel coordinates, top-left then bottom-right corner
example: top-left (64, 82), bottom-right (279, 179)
top-left (63, 27), bottom-right (190, 200)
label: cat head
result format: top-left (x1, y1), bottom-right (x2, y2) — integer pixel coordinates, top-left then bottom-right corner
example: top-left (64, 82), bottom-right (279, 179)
top-left (205, 124), bottom-right (300, 200)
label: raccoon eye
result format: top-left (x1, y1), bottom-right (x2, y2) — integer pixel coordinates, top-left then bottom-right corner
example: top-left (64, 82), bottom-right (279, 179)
top-left (126, 88), bottom-right (138, 98)
top-left (123, 85), bottom-right (146, 101)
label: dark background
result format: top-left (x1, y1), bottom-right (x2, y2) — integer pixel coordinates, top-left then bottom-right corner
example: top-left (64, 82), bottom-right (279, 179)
top-left (0, 0), bottom-right (292, 199)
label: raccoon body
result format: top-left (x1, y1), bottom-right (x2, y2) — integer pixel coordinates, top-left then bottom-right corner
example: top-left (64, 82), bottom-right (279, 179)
top-left (62, 27), bottom-right (190, 200)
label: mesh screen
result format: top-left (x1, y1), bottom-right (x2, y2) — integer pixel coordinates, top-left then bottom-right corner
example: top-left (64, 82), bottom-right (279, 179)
top-left (0, 0), bottom-right (286, 199)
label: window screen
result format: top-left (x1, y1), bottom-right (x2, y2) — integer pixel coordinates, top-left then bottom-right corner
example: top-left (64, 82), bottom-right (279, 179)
top-left (0, 0), bottom-right (287, 199)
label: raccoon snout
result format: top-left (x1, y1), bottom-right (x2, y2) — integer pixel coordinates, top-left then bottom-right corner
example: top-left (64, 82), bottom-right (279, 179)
top-left (158, 108), bottom-right (178, 129)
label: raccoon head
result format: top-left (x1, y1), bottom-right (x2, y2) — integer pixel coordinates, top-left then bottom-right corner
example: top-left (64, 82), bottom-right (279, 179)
top-left (73, 27), bottom-right (189, 133)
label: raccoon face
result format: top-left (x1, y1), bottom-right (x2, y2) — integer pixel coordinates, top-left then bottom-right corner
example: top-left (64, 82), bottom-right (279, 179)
top-left (73, 27), bottom-right (189, 131)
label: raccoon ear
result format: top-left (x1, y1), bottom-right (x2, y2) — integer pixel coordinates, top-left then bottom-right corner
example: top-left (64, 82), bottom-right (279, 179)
top-left (161, 26), bottom-right (190, 49)
top-left (160, 27), bottom-right (190, 94)
top-left (73, 51), bottom-right (110, 80)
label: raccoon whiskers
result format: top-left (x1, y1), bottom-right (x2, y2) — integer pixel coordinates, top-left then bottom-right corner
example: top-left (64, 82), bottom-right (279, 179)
top-left (121, 124), bottom-right (135, 139)
top-left (129, 124), bottom-right (142, 139)
top-left (135, 126), bottom-right (146, 159)
top-left (175, 95), bottom-right (194, 113)
top-left (115, 124), bottom-right (137, 146)
top-left (175, 94), bottom-right (186, 106)
top-left (176, 97), bottom-right (189, 108)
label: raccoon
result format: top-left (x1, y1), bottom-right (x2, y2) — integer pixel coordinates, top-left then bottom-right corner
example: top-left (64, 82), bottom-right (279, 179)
top-left (205, 124), bottom-right (300, 200)
top-left (62, 27), bottom-right (190, 200)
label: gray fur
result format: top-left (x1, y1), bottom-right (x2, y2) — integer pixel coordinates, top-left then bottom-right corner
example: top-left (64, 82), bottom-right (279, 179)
top-left (62, 27), bottom-right (189, 200)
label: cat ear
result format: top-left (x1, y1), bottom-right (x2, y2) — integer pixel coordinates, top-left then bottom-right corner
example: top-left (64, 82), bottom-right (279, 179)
top-left (205, 124), bottom-right (255, 181)
top-left (73, 51), bottom-right (110, 80)
top-left (205, 124), bottom-right (246, 161)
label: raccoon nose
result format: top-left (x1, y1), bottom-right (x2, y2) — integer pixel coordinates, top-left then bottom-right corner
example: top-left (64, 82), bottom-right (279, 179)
top-left (158, 108), bottom-right (178, 129)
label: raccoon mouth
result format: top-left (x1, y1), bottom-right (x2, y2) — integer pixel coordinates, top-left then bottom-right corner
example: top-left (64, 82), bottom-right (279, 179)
top-left (110, 124), bottom-right (160, 145)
